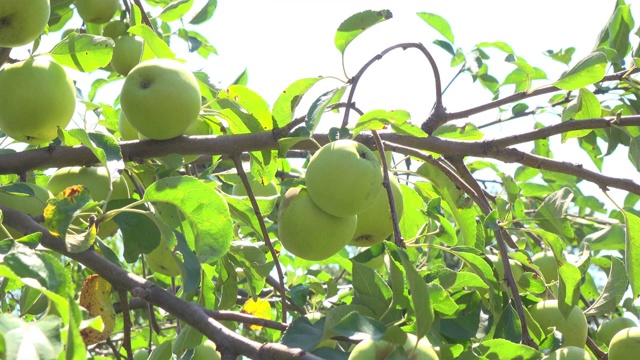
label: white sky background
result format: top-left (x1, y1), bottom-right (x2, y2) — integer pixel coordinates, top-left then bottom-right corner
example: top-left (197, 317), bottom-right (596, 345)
top-left (194, 0), bottom-right (640, 206)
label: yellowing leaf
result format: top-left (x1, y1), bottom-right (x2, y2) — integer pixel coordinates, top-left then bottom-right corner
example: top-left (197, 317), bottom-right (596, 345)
top-left (241, 298), bottom-right (271, 330)
top-left (79, 274), bottom-right (116, 345)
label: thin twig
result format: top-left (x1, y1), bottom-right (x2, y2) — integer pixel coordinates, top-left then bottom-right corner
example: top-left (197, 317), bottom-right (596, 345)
top-left (231, 155), bottom-right (288, 324)
top-left (117, 290), bottom-right (133, 360)
top-left (341, 42), bottom-right (442, 129)
top-left (372, 131), bottom-right (404, 247)
top-left (131, 0), bottom-right (154, 29)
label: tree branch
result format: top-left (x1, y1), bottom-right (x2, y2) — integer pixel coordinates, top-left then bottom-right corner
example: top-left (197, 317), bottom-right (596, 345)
top-left (0, 206), bottom-right (323, 360)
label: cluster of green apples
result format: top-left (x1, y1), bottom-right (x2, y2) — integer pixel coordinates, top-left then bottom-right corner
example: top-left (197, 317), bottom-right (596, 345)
top-left (277, 139), bottom-right (404, 261)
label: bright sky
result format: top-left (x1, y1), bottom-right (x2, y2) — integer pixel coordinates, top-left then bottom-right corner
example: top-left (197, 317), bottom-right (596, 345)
top-left (196, 0), bottom-right (640, 205)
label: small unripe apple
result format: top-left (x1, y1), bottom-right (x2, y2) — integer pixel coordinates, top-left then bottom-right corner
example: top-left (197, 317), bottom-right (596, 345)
top-left (348, 333), bottom-right (438, 360)
top-left (0, 0), bottom-right (50, 48)
top-left (121, 59), bottom-right (201, 140)
top-left (305, 140), bottom-right (383, 218)
top-left (192, 340), bottom-right (221, 360)
top-left (488, 254), bottom-right (525, 283)
top-left (532, 251), bottom-right (559, 284)
top-left (118, 111), bottom-right (139, 141)
top-left (75, 0), bottom-right (119, 24)
top-left (47, 166), bottom-right (130, 237)
top-left (102, 20), bottom-right (129, 39)
top-left (110, 35), bottom-right (144, 76)
top-left (182, 119), bottom-right (212, 163)
top-left (609, 327), bottom-right (640, 360)
top-left (349, 175), bottom-right (403, 247)
top-left (0, 182), bottom-right (52, 238)
top-left (132, 349), bottom-right (149, 360)
top-left (0, 58), bottom-right (76, 145)
top-left (596, 317), bottom-right (637, 346)
top-left (529, 300), bottom-right (588, 348)
top-left (543, 346), bottom-right (594, 359)
top-left (47, 166), bottom-right (129, 202)
top-left (277, 187), bottom-right (356, 261)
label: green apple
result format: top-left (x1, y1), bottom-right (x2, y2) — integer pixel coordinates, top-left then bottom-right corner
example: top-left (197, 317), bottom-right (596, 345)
top-left (118, 111), bottom-right (139, 141)
top-left (192, 340), bottom-right (221, 360)
top-left (102, 20), bottom-right (128, 39)
top-left (596, 317), bottom-right (637, 346)
top-left (543, 346), bottom-right (594, 360)
top-left (277, 187), bottom-right (356, 261)
top-left (110, 35), bottom-right (144, 76)
top-left (488, 254), bottom-right (525, 283)
top-left (0, 58), bottom-right (76, 145)
top-left (349, 175), bottom-right (403, 247)
top-left (609, 327), bottom-right (640, 360)
top-left (47, 166), bottom-right (130, 237)
top-left (0, 182), bottom-right (52, 238)
top-left (182, 119), bottom-right (212, 163)
top-left (75, 0), bottom-right (119, 24)
top-left (232, 175), bottom-right (280, 198)
top-left (533, 251), bottom-right (559, 284)
top-left (305, 140), bottom-right (383, 218)
top-left (47, 166), bottom-right (130, 202)
top-left (349, 333), bottom-right (438, 360)
top-left (144, 235), bottom-right (181, 277)
top-left (132, 349), bottom-right (149, 360)
top-left (0, 0), bottom-right (50, 48)
top-left (529, 300), bottom-right (588, 348)
top-left (120, 59), bottom-right (201, 140)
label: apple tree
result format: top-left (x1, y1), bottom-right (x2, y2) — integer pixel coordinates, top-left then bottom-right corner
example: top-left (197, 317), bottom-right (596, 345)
top-left (1, 1), bottom-right (640, 359)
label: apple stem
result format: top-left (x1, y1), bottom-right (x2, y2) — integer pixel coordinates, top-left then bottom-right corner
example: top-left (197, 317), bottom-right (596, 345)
top-left (231, 154), bottom-right (288, 324)
top-left (371, 130), bottom-right (405, 248)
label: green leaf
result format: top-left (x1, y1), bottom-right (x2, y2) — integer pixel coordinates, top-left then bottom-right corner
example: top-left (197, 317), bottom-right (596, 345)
top-left (533, 187), bottom-right (574, 240)
top-left (584, 256), bottom-right (629, 315)
top-left (353, 109), bottom-right (412, 136)
top-left (335, 10), bottom-right (393, 54)
top-left (158, 0), bottom-right (193, 22)
top-left (476, 41), bottom-right (514, 54)
top-left (218, 85), bottom-right (272, 131)
top-left (174, 230), bottom-right (201, 293)
top-left (128, 24), bottom-right (175, 59)
top-left (351, 261), bottom-right (393, 317)
top-left (596, 4), bottom-right (634, 69)
top-left (417, 13), bottom-right (454, 43)
top-left (553, 52), bottom-right (607, 90)
top-left (281, 317), bottom-right (324, 351)
top-left (112, 200), bottom-right (160, 263)
top-left (64, 299), bottom-right (86, 360)
top-left (332, 312), bottom-right (387, 340)
top-left (452, 247), bottom-right (503, 314)
top-left (67, 130), bottom-right (122, 168)
top-left (306, 87), bottom-right (346, 133)
top-left (432, 123), bottom-right (484, 140)
top-left (190, 0), bottom-right (217, 24)
top-left (272, 78), bottom-right (323, 128)
top-left (400, 250), bottom-right (433, 339)
top-left (143, 176), bottom-right (233, 264)
top-left (0, 315), bottom-right (62, 360)
top-left (494, 303), bottom-right (522, 343)
top-left (464, 339), bottom-right (541, 359)
top-left (50, 34), bottom-right (114, 72)
top-left (544, 47), bottom-right (576, 65)
top-left (43, 185), bottom-right (95, 242)
top-left (561, 88), bottom-right (600, 142)
top-left (624, 211), bottom-right (640, 299)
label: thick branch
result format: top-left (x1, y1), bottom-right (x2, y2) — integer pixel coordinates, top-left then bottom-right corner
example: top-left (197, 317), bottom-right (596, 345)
top-left (0, 206), bottom-right (322, 360)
